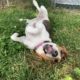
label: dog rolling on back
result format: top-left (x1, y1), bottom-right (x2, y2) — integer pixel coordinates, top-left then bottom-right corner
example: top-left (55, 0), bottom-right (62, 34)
top-left (11, 0), bottom-right (68, 63)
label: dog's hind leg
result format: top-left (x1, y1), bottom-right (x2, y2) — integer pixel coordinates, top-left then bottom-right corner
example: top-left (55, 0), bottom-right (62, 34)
top-left (11, 33), bottom-right (26, 44)
top-left (33, 0), bottom-right (48, 16)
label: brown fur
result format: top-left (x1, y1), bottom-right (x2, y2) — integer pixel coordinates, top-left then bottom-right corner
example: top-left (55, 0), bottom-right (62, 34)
top-left (33, 50), bottom-right (53, 61)
top-left (59, 46), bottom-right (68, 60)
top-left (35, 46), bottom-right (68, 62)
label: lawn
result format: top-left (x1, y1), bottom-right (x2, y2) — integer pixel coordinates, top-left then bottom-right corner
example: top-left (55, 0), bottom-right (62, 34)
top-left (0, 7), bottom-right (80, 80)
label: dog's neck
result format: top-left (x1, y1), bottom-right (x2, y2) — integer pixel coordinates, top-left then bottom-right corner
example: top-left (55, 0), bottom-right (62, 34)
top-left (33, 41), bottom-right (51, 52)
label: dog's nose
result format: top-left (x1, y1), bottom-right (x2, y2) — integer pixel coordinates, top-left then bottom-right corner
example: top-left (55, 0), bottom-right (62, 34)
top-left (52, 50), bottom-right (58, 57)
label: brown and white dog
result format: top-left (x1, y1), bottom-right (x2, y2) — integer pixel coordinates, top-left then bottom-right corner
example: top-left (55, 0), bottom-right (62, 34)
top-left (11, 0), bottom-right (68, 63)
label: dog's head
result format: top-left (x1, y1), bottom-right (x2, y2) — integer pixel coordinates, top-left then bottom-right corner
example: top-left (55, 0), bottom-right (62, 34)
top-left (43, 43), bottom-right (67, 62)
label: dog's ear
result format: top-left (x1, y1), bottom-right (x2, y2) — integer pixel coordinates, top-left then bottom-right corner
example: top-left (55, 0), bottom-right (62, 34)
top-left (59, 46), bottom-right (68, 60)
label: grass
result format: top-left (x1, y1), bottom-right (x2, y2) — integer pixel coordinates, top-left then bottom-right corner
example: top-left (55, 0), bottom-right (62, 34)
top-left (0, 7), bottom-right (80, 80)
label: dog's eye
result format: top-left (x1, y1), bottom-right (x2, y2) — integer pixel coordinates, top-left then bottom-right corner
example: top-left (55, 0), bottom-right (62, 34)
top-left (50, 45), bottom-right (53, 47)
top-left (43, 49), bottom-right (48, 54)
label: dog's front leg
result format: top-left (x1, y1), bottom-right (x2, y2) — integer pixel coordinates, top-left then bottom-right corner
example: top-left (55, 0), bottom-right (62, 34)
top-left (19, 18), bottom-right (31, 23)
top-left (19, 18), bottom-right (36, 24)
top-left (26, 18), bottom-right (36, 24)
top-left (11, 33), bottom-right (27, 45)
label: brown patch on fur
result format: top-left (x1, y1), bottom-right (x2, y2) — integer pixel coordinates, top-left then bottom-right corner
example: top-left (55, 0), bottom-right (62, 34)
top-left (33, 50), bottom-right (53, 61)
top-left (33, 51), bottom-right (61, 64)
top-left (43, 20), bottom-right (51, 33)
top-left (59, 46), bottom-right (68, 60)
top-left (37, 53), bottom-right (52, 61)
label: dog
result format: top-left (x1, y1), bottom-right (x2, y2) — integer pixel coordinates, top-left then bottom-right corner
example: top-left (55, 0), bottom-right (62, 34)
top-left (11, 0), bottom-right (68, 63)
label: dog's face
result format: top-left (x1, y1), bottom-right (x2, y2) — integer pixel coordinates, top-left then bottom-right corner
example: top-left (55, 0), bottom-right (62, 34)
top-left (43, 43), bottom-right (68, 62)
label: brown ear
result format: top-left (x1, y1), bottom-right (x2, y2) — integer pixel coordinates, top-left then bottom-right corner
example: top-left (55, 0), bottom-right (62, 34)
top-left (60, 46), bottom-right (68, 60)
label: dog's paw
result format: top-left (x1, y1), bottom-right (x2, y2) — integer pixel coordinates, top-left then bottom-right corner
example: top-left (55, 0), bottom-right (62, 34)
top-left (11, 33), bottom-right (19, 41)
top-left (26, 19), bottom-right (30, 23)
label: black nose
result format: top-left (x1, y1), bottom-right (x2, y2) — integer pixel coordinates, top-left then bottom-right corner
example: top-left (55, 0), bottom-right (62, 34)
top-left (52, 50), bottom-right (58, 57)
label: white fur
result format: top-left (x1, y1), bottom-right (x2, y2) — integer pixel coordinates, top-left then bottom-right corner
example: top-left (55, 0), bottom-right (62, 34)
top-left (11, 0), bottom-right (61, 61)
top-left (33, 0), bottom-right (40, 11)
top-left (11, 0), bottom-right (50, 49)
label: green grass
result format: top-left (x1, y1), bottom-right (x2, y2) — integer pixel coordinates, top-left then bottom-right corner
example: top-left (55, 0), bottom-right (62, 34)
top-left (0, 8), bottom-right (80, 80)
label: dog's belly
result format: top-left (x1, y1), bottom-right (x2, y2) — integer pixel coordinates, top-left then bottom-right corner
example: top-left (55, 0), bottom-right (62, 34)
top-left (25, 21), bottom-right (51, 49)
top-left (26, 35), bottom-right (51, 49)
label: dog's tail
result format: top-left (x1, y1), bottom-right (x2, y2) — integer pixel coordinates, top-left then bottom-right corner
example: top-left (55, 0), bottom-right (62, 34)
top-left (33, 0), bottom-right (40, 11)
